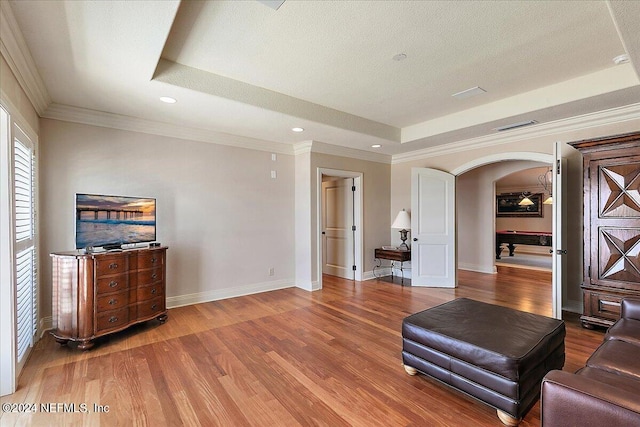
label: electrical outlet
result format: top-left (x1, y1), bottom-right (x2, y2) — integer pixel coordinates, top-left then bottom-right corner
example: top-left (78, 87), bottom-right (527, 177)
top-left (268, 267), bottom-right (275, 276)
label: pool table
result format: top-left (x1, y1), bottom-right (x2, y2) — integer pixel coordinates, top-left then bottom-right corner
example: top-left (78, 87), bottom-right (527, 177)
top-left (496, 230), bottom-right (552, 259)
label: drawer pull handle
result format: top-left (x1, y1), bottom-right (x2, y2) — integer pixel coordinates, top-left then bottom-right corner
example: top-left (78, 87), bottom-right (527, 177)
top-left (151, 288), bottom-right (157, 294)
top-left (109, 281), bottom-right (118, 288)
top-left (600, 300), bottom-right (621, 308)
top-left (108, 316), bottom-right (118, 323)
top-left (108, 299), bottom-right (117, 305)
top-left (151, 257), bottom-right (157, 264)
top-left (151, 304), bottom-right (157, 310)
top-left (109, 263), bottom-right (118, 270)
top-left (151, 273), bottom-right (157, 280)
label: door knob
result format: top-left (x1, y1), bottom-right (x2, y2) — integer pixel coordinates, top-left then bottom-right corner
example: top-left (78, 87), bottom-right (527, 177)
top-left (413, 238), bottom-right (418, 241)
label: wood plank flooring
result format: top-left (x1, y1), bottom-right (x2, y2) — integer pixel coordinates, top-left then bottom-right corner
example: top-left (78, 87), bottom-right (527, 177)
top-left (1, 266), bottom-right (605, 426)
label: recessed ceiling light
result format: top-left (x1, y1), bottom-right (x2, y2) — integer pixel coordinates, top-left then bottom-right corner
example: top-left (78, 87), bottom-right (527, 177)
top-left (160, 96), bottom-right (177, 104)
top-left (292, 127), bottom-right (304, 132)
top-left (392, 53), bottom-right (407, 61)
top-left (613, 54), bottom-right (630, 65)
top-left (371, 144), bottom-right (382, 148)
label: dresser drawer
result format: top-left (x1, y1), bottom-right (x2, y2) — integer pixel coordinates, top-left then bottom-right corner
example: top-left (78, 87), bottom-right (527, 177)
top-left (137, 296), bottom-right (164, 318)
top-left (96, 274), bottom-right (128, 294)
top-left (138, 252), bottom-right (164, 270)
top-left (137, 283), bottom-right (164, 302)
top-left (586, 291), bottom-right (622, 321)
top-left (138, 267), bottom-right (163, 286)
top-left (96, 307), bottom-right (129, 333)
top-left (96, 291), bottom-right (129, 312)
top-left (95, 255), bottom-right (128, 277)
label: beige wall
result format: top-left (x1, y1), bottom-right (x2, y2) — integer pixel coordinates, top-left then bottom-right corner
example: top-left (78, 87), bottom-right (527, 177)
top-left (310, 152), bottom-right (391, 282)
top-left (39, 119), bottom-right (295, 316)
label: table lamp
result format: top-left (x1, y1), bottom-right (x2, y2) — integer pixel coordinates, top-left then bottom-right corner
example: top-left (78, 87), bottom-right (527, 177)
top-left (392, 209), bottom-right (411, 250)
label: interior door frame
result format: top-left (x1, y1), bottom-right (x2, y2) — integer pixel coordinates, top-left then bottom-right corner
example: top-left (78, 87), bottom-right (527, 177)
top-left (451, 152), bottom-right (559, 317)
top-left (321, 177), bottom-right (355, 280)
top-left (316, 168), bottom-right (363, 289)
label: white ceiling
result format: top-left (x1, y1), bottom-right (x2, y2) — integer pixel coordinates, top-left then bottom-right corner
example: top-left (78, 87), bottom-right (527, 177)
top-left (5, 0), bottom-right (640, 157)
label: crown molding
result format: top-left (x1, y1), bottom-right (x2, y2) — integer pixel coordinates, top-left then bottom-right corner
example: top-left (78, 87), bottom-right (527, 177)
top-left (293, 141), bottom-right (313, 155)
top-left (42, 103), bottom-right (295, 155)
top-left (310, 141), bottom-right (391, 164)
top-left (42, 103), bottom-right (391, 163)
top-left (392, 103), bottom-right (640, 164)
top-left (291, 140), bottom-right (391, 163)
top-left (0, 1), bottom-right (50, 115)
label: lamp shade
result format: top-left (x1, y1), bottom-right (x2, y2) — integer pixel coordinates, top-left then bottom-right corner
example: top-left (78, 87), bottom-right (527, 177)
top-left (519, 196), bottom-right (534, 206)
top-left (391, 210), bottom-right (411, 229)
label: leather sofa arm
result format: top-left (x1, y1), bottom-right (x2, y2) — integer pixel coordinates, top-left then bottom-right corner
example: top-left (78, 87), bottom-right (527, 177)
top-left (621, 298), bottom-right (640, 321)
top-left (541, 370), bottom-right (640, 427)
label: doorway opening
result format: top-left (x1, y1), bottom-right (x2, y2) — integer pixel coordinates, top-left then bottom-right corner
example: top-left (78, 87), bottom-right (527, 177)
top-left (451, 153), bottom-right (556, 316)
top-left (316, 168), bottom-right (363, 290)
top-left (494, 166), bottom-right (553, 272)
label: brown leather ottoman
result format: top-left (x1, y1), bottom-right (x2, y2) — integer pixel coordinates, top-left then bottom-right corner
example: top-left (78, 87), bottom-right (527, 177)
top-left (402, 298), bottom-right (565, 426)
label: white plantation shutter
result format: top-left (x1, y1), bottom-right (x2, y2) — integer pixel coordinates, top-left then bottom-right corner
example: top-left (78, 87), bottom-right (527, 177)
top-left (13, 126), bottom-right (37, 363)
top-left (14, 139), bottom-right (33, 241)
top-left (15, 248), bottom-right (35, 361)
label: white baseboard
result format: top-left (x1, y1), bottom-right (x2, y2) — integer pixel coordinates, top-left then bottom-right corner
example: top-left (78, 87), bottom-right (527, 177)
top-left (39, 316), bottom-right (53, 337)
top-left (363, 267), bottom-right (392, 281)
top-left (166, 279), bottom-right (294, 309)
top-left (458, 263), bottom-right (497, 274)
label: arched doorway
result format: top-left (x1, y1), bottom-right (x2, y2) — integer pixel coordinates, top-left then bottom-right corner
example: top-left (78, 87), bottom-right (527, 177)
top-left (452, 153), bottom-right (558, 317)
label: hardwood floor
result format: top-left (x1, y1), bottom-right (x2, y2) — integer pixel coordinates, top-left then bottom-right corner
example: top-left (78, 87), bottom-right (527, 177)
top-left (1, 267), bottom-right (605, 426)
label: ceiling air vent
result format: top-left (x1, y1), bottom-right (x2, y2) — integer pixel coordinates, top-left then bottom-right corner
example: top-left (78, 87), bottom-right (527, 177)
top-left (494, 120), bottom-right (538, 132)
top-left (452, 86), bottom-right (486, 100)
top-left (257, 0), bottom-right (286, 10)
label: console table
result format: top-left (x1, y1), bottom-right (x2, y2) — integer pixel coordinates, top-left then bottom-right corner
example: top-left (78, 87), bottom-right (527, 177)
top-left (374, 248), bottom-right (411, 284)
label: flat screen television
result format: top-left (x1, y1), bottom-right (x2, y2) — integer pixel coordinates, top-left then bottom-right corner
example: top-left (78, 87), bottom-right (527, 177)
top-left (75, 193), bottom-right (156, 250)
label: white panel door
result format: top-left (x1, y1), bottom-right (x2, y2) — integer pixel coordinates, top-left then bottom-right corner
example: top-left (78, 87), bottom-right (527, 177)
top-left (411, 168), bottom-right (456, 287)
top-left (322, 178), bottom-right (354, 279)
top-left (552, 142), bottom-right (580, 319)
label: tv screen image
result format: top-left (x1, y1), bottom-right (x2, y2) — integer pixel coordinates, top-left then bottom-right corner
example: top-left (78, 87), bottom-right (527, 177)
top-left (75, 193), bottom-right (156, 249)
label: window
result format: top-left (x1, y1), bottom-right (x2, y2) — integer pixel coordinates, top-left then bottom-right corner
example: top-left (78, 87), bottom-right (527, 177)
top-left (0, 103), bottom-right (38, 396)
top-left (13, 125), bottom-right (37, 364)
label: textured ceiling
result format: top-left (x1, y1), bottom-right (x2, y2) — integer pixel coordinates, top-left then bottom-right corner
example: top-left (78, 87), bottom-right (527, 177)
top-left (6, 0), bottom-right (640, 156)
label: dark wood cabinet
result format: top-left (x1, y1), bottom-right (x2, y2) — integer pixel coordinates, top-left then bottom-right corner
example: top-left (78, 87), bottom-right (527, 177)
top-left (51, 246), bottom-right (168, 349)
top-left (570, 132), bottom-right (640, 328)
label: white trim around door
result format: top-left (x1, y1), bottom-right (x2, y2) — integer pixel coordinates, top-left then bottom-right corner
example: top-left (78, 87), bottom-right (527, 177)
top-left (316, 168), bottom-right (363, 289)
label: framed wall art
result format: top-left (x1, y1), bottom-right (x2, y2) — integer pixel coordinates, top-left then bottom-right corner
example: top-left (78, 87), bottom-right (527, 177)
top-left (496, 193), bottom-right (543, 217)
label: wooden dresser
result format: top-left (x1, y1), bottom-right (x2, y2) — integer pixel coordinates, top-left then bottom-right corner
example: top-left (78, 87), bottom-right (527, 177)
top-left (51, 246), bottom-right (168, 349)
top-left (570, 132), bottom-right (640, 329)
